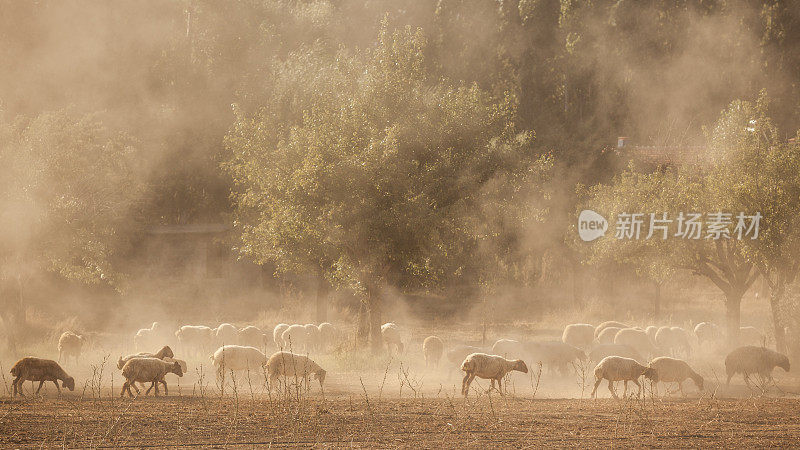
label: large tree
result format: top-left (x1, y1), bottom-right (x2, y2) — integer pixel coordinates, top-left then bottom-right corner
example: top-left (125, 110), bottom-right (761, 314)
top-left (225, 22), bottom-right (551, 351)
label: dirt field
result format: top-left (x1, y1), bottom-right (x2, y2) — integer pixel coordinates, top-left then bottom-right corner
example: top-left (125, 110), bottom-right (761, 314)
top-left (2, 392), bottom-right (799, 448)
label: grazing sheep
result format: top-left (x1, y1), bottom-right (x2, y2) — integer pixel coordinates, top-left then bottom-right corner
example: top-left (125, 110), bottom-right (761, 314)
top-left (11, 357), bottom-right (75, 397)
top-left (595, 326), bottom-right (622, 345)
top-left (266, 351), bottom-right (326, 390)
top-left (591, 356), bottom-right (656, 398)
top-left (648, 357), bottom-right (703, 396)
top-left (317, 322), bottom-right (339, 350)
top-left (120, 357), bottom-right (183, 397)
top-left (238, 326), bottom-right (265, 349)
top-left (210, 345), bottom-right (269, 383)
top-left (304, 324), bottom-right (321, 351)
top-left (281, 324), bottom-right (310, 352)
top-left (460, 353), bottom-right (528, 396)
top-left (562, 323), bottom-right (595, 349)
top-left (273, 323), bottom-right (290, 348)
top-left (739, 326), bottom-right (766, 347)
top-left (57, 331), bottom-right (84, 364)
top-left (594, 321), bottom-right (630, 338)
top-left (423, 336), bottom-right (444, 368)
top-left (654, 326), bottom-right (691, 357)
top-left (694, 322), bottom-right (723, 346)
top-left (491, 339), bottom-right (525, 359)
top-left (725, 346), bottom-right (790, 387)
top-left (614, 328), bottom-right (658, 358)
top-left (175, 325), bottom-right (214, 356)
top-left (588, 344), bottom-right (644, 364)
top-left (380, 323), bottom-right (404, 356)
top-left (526, 341), bottom-right (586, 375)
top-left (134, 322), bottom-right (167, 352)
top-left (117, 345), bottom-right (175, 370)
top-left (214, 323), bottom-right (239, 345)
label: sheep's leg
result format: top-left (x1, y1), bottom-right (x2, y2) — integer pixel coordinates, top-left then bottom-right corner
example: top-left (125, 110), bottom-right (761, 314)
top-left (461, 373), bottom-right (470, 396)
top-left (591, 378), bottom-right (602, 398)
top-left (608, 380), bottom-right (618, 399)
top-left (36, 381), bottom-right (44, 395)
top-left (497, 378), bottom-right (503, 396)
top-left (145, 383), bottom-right (154, 395)
top-left (678, 381), bottom-right (685, 397)
top-left (161, 380), bottom-right (168, 395)
top-left (623, 380), bottom-right (629, 397)
top-left (632, 379), bottom-right (641, 398)
top-left (54, 381), bottom-right (61, 395)
top-left (652, 381), bottom-right (658, 397)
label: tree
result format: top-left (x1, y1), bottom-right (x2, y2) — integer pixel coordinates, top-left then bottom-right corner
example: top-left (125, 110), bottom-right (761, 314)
top-left (225, 22), bottom-right (551, 351)
top-left (0, 109), bottom-right (141, 351)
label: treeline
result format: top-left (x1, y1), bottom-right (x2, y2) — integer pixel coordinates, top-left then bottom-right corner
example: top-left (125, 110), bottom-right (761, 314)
top-left (1, 1), bottom-right (799, 349)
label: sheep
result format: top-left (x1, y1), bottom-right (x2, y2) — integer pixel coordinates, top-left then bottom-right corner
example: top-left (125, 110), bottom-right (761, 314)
top-left (739, 326), bottom-right (766, 347)
top-left (380, 323), bottom-right (404, 356)
top-left (175, 325), bottom-right (214, 357)
top-left (281, 324), bottom-right (310, 352)
top-left (647, 356), bottom-right (703, 396)
top-left (57, 331), bottom-right (84, 364)
top-left (614, 328), bottom-right (658, 358)
top-left (460, 353), bottom-right (528, 396)
top-left (210, 345), bottom-right (269, 385)
top-left (238, 326), bottom-right (266, 349)
top-left (266, 351), bottom-right (326, 390)
top-left (491, 339), bottom-right (525, 359)
top-left (588, 344), bottom-right (644, 364)
top-left (595, 326), bottom-right (622, 345)
top-left (645, 326), bottom-right (658, 342)
top-left (273, 323), bottom-right (290, 348)
top-left (694, 322), bottom-right (722, 346)
top-left (117, 345), bottom-right (175, 370)
top-left (562, 323), bottom-right (595, 349)
top-left (134, 322), bottom-right (167, 351)
top-left (120, 357), bottom-right (183, 397)
top-left (423, 336), bottom-right (444, 368)
top-left (214, 323), bottom-right (239, 345)
top-left (654, 326), bottom-right (691, 357)
top-left (594, 321), bottom-right (630, 338)
top-left (10, 357), bottom-right (75, 397)
top-left (525, 341), bottom-right (586, 375)
top-left (590, 356), bottom-right (657, 398)
top-left (317, 322), bottom-right (339, 350)
top-left (304, 323), bottom-right (321, 351)
top-left (725, 346), bottom-right (790, 387)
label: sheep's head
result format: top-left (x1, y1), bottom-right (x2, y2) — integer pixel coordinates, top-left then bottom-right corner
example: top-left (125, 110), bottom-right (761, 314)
top-left (513, 360), bottom-right (529, 374)
top-left (776, 353), bottom-right (790, 372)
top-left (171, 361), bottom-right (184, 377)
top-left (642, 367), bottom-right (658, 381)
top-left (694, 375), bottom-right (705, 391)
top-left (159, 345), bottom-right (174, 359)
top-left (117, 357), bottom-right (125, 370)
top-left (315, 369), bottom-right (326, 386)
top-left (63, 377), bottom-right (75, 391)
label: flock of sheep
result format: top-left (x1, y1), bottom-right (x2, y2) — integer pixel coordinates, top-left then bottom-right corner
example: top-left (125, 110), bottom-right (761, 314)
top-left (7, 319), bottom-right (793, 400)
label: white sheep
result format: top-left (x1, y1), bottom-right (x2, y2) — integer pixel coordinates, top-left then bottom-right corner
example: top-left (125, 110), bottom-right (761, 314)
top-left (594, 321), bottom-right (630, 338)
top-left (273, 323), bottom-right (290, 348)
top-left (525, 341), bottom-right (586, 375)
top-left (11, 357), bottom-right (75, 397)
top-left (175, 325), bottom-right (214, 357)
top-left (57, 331), bottom-right (84, 364)
top-left (266, 351), bottom-right (326, 390)
top-left (380, 323), bottom-right (404, 356)
top-left (423, 336), bottom-right (444, 368)
top-left (117, 345), bottom-right (175, 370)
top-left (238, 326), bottom-right (266, 349)
top-left (304, 323), bottom-right (321, 351)
top-left (562, 323), bottom-right (595, 349)
top-left (647, 356), bottom-right (703, 396)
top-left (595, 326), bottom-right (622, 345)
top-left (739, 326), bottom-right (766, 347)
top-left (491, 338), bottom-right (525, 359)
top-left (591, 356), bottom-right (656, 398)
top-left (317, 322), bottom-right (339, 350)
top-left (694, 322), bottom-right (723, 346)
top-left (210, 345), bottom-right (269, 384)
top-left (134, 322), bottom-right (167, 351)
top-left (214, 323), bottom-right (240, 345)
top-left (614, 327), bottom-right (657, 358)
top-left (281, 324), bottom-right (310, 352)
top-left (120, 357), bottom-right (183, 397)
top-left (725, 346), bottom-right (790, 387)
top-left (460, 352), bottom-right (528, 396)
top-left (588, 344), bottom-right (644, 364)
top-left (654, 326), bottom-right (691, 357)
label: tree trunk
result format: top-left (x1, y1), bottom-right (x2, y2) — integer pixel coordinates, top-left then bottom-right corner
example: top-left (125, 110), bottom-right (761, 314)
top-left (368, 288), bottom-right (383, 354)
top-left (769, 284), bottom-right (786, 353)
top-left (315, 278), bottom-right (328, 323)
top-left (653, 282), bottom-right (661, 319)
top-left (725, 292), bottom-right (743, 347)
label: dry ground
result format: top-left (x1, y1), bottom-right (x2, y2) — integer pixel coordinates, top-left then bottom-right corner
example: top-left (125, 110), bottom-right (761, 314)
top-left (1, 392), bottom-right (799, 448)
